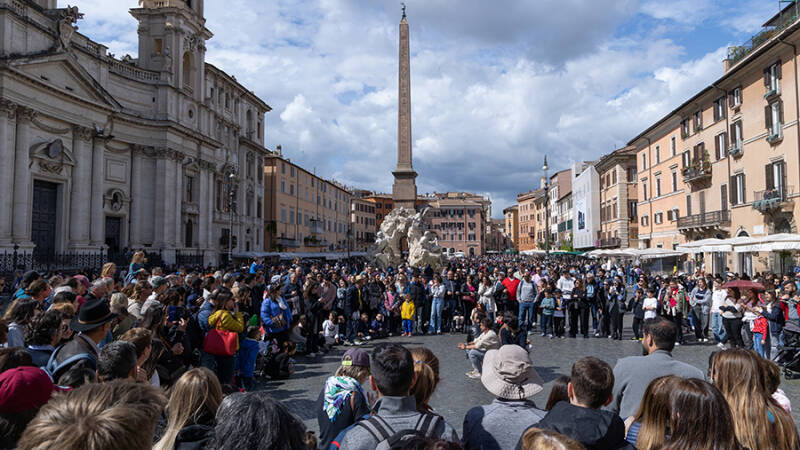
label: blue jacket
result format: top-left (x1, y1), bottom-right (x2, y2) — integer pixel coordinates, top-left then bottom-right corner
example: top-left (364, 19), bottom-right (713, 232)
top-left (261, 297), bottom-right (292, 334)
top-left (198, 300), bottom-right (214, 333)
top-left (236, 338), bottom-right (260, 378)
top-left (345, 285), bottom-right (362, 315)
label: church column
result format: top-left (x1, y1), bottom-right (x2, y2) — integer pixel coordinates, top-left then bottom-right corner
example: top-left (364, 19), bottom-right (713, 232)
top-left (0, 101), bottom-right (17, 244)
top-left (70, 126), bottom-right (93, 247)
top-left (153, 155), bottom-right (168, 247)
top-left (89, 138), bottom-right (105, 247)
top-left (12, 107), bottom-right (35, 244)
top-left (206, 169), bottom-right (214, 252)
top-left (174, 154), bottom-right (183, 248)
top-left (163, 156), bottom-right (176, 247)
top-left (198, 162), bottom-right (209, 249)
top-left (129, 149), bottom-right (143, 247)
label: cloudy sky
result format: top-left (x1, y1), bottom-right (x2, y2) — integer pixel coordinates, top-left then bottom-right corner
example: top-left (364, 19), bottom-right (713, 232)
top-left (69, 0), bottom-right (777, 217)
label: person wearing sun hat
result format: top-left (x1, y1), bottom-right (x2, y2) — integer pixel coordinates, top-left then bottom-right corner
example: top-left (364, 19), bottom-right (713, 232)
top-left (47, 297), bottom-right (118, 381)
top-left (462, 345), bottom-right (546, 450)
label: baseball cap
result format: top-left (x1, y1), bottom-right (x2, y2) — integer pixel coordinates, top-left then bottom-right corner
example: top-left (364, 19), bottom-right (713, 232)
top-left (341, 348), bottom-right (370, 367)
top-left (150, 276), bottom-right (167, 289)
top-left (0, 367), bottom-right (68, 414)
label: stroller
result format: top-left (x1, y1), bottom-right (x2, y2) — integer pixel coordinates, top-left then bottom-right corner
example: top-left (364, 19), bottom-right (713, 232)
top-left (448, 294), bottom-right (475, 334)
top-left (776, 321), bottom-right (800, 379)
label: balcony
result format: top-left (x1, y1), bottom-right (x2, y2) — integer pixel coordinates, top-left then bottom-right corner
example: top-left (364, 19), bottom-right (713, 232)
top-left (309, 219), bottom-right (324, 235)
top-left (729, 143), bottom-right (743, 158)
top-left (727, 3), bottom-right (799, 66)
top-left (597, 237), bottom-right (621, 248)
top-left (677, 210), bottom-right (731, 231)
top-left (682, 161), bottom-right (712, 183)
top-left (276, 237), bottom-right (300, 248)
top-left (753, 186), bottom-right (793, 212)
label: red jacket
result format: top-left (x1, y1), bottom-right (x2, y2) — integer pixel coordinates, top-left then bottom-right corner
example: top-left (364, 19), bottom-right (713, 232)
top-left (779, 301), bottom-right (800, 320)
top-left (502, 278), bottom-right (521, 302)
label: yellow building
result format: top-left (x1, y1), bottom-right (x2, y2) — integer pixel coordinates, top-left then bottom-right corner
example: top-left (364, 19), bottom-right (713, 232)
top-left (263, 151), bottom-right (351, 252)
top-left (595, 146), bottom-right (639, 249)
top-left (503, 205), bottom-right (519, 251)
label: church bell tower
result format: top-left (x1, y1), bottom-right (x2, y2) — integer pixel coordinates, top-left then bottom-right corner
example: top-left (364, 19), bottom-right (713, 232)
top-left (130, 0), bottom-right (212, 101)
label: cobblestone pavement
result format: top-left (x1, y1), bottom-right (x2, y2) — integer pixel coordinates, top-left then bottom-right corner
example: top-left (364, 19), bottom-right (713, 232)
top-left (263, 317), bottom-right (800, 435)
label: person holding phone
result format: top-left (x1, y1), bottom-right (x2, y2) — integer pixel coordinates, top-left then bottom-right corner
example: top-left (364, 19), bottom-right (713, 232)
top-left (208, 289), bottom-right (244, 385)
top-left (261, 275), bottom-right (293, 345)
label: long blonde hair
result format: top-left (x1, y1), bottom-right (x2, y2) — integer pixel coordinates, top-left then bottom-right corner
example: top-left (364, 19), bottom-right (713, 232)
top-left (154, 368), bottom-right (223, 450)
top-left (712, 349), bottom-right (799, 450)
top-left (631, 376), bottom-right (677, 450)
top-left (101, 262), bottom-right (116, 278)
top-left (409, 347), bottom-right (440, 413)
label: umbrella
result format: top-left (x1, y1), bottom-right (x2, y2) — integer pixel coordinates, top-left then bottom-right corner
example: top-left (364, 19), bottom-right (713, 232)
top-left (722, 280), bottom-right (766, 291)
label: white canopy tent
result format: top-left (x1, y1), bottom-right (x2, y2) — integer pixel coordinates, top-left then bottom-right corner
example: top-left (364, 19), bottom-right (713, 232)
top-left (733, 233), bottom-right (800, 252)
top-left (676, 237), bottom-right (756, 254)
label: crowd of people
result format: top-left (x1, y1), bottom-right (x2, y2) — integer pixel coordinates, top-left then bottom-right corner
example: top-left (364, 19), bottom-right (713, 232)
top-left (0, 251), bottom-right (797, 449)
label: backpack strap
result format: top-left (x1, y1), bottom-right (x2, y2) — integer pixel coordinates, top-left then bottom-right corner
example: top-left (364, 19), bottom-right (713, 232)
top-left (415, 413), bottom-right (442, 437)
top-left (355, 415), bottom-right (394, 443)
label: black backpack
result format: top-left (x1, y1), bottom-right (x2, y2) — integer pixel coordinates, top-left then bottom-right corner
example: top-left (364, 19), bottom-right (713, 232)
top-left (355, 413), bottom-right (443, 450)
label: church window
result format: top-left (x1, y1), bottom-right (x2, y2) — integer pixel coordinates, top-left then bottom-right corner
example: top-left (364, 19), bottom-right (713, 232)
top-left (182, 52), bottom-right (193, 91)
top-left (225, 93), bottom-right (230, 109)
top-left (154, 39), bottom-right (163, 55)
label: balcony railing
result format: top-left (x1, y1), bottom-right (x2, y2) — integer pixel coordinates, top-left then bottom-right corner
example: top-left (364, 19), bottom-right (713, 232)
top-left (677, 210), bottom-right (731, 230)
top-left (276, 238), bottom-right (300, 248)
top-left (597, 237), bottom-right (621, 248)
top-left (309, 219), bottom-right (324, 235)
top-left (682, 161), bottom-right (712, 183)
top-left (729, 143), bottom-right (743, 158)
top-left (728, 2), bottom-right (800, 65)
top-left (753, 186), bottom-right (793, 212)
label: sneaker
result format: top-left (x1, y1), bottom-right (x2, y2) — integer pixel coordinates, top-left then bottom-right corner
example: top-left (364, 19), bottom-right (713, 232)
top-left (541, 333), bottom-right (546, 337)
top-left (594, 333), bottom-right (600, 337)
top-left (467, 371), bottom-right (482, 379)
top-left (717, 342), bottom-right (727, 350)
top-left (308, 353), bottom-right (316, 358)
top-left (343, 341), bottom-right (353, 346)
top-left (631, 337), bottom-right (638, 341)
top-left (675, 342), bottom-right (681, 346)
top-left (354, 340), bottom-right (363, 346)
top-left (559, 336), bottom-right (566, 339)
top-left (549, 334), bottom-right (554, 339)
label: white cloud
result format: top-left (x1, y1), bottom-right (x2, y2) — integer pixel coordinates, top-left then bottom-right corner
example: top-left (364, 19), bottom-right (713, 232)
top-left (65, 0), bottom-right (739, 217)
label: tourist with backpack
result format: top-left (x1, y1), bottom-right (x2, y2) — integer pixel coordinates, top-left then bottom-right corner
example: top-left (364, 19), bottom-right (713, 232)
top-left (46, 297), bottom-right (116, 381)
top-left (337, 343), bottom-right (458, 449)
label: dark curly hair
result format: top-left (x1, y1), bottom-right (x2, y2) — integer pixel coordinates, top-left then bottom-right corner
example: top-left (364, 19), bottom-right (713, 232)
top-left (24, 309), bottom-right (63, 347)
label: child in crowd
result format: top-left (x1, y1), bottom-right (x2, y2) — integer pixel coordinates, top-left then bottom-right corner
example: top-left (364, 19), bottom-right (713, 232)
top-left (236, 326), bottom-right (260, 391)
top-left (370, 313), bottom-right (387, 339)
top-left (553, 290), bottom-right (566, 338)
top-left (752, 307), bottom-right (769, 358)
top-left (643, 289), bottom-right (658, 320)
top-left (629, 288), bottom-right (645, 341)
top-left (401, 294), bottom-right (415, 337)
top-left (322, 311), bottom-right (341, 346)
top-left (540, 289), bottom-right (555, 339)
top-left (356, 313), bottom-right (373, 341)
top-left (266, 341), bottom-right (296, 380)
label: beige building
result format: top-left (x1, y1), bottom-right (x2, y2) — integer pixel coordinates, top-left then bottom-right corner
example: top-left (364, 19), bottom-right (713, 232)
top-left (263, 151), bottom-right (351, 253)
top-left (351, 194), bottom-right (376, 252)
top-left (629, 2), bottom-right (800, 274)
top-left (550, 170), bottom-right (572, 249)
top-left (595, 146), bottom-right (639, 249)
top-left (485, 218), bottom-right (508, 253)
top-left (516, 188), bottom-right (546, 251)
top-left (425, 192), bottom-right (491, 256)
top-left (503, 205), bottom-right (519, 251)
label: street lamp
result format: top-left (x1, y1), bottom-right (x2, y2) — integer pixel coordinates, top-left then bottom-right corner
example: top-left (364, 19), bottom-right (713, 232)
top-left (227, 171), bottom-right (236, 267)
top-left (543, 156), bottom-right (550, 260)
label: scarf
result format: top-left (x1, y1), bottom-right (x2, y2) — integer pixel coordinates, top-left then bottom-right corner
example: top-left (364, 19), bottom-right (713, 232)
top-left (322, 376), bottom-right (365, 421)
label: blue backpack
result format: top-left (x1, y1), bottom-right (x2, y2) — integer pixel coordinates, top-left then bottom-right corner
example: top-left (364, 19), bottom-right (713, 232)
top-left (44, 345), bottom-right (96, 381)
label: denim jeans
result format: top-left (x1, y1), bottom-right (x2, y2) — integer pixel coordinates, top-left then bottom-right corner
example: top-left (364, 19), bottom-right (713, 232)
top-left (753, 332), bottom-right (766, 358)
top-left (541, 314), bottom-right (553, 335)
top-left (467, 349), bottom-right (486, 373)
top-left (402, 319), bottom-right (414, 334)
top-left (590, 303), bottom-right (598, 330)
top-left (519, 302), bottom-right (535, 331)
top-left (711, 312), bottom-right (726, 343)
top-left (430, 298), bottom-right (444, 333)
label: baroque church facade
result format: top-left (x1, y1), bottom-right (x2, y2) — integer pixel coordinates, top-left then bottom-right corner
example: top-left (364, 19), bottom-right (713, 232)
top-left (0, 0), bottom-right (271, 265)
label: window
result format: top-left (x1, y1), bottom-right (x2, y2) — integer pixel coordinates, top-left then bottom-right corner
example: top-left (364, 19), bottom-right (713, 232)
top-left (154, 38), bottom-right (163, 55)
top-left (682, 150), bottom-right (690, 168)
top-left (225, 93), bottom-right (230, 109)
top-left (289, 208), bottom-right (295, 224)
top-left (641, 153), bottom-right (647, 171)
top-left (281, 163), bottom-right (286, 174)
top-left (297, 211), bottom-right (302, 224)
top-left (655, 177), bottom-right (661, 197)
top-left (680, 118), bottom-right (691, 138)
top-left (290, 167), bottom-right (295, 177)
top-left (730, 121), bottom-right (743, 151)
top-left (671, 171), bottom-right (677, 192)
top-left (766, 161), bottom-right (786, 195)
top-left (693, 110), bottom-right (703, 132)
top-left (281, 207), bottom-right (287, 223)
top-left (766, 101), bottom-right (783, 137)
top-left (628, 201), bottom-right (637, 221)
top-left (654, 212), bottom-right (663, 224)
top-left (655, 145), bottom-right (660, 164)
top-left (670, 136), bottom-right (676, 156)
top-left (627, 167), bottom-right (636, 182)
top-left (612, 169), bottom-right (617, 185)
top-left (641, 215), bottom-right (649, 227)
top-left (729, 87), bottom-right (742, 108)
top-left (185, 176), bottom-right (194, 203)
top-left (642, 181), bottom-right (648, 200)
top-left (182, 52), bottom-right (193, 90)
top-left (715, 132), bottom-right (728, 160)
top-left (713, 97), bottom-right (726, 122)
top-left (257, 198), bottom-right (262, 219)
top-left (764, 61), bottom-right (781, 93)
top-left (290, 184), bottom-right (294, 196)
top-left (730, 173), bottom-right (746, 205)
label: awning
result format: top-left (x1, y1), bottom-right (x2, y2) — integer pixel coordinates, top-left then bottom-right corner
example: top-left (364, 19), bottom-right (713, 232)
top-left (733, 233), bottom-right (800, 252)
top-left (676, 237), bottom-right (755, 253)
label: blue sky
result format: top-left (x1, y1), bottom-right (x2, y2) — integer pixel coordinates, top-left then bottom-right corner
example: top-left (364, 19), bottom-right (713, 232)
top-left (68, 0), bottom-right (780, 217)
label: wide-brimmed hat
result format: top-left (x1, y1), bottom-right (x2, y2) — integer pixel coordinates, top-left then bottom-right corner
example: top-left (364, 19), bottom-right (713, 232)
top-left (481, 345), bottom-right (543, 400)
top-left (70, 297), bottom-right (117, 332)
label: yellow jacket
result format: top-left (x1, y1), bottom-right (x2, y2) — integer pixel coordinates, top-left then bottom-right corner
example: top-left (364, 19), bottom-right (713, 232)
top-left (401, 301), bottom-right (415, 320)
top-left (208, 309), bottom-right (245, 350)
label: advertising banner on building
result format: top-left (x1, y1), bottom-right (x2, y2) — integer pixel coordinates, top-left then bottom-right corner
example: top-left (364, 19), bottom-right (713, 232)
top-left (573, 163), bottom-right (600, 249)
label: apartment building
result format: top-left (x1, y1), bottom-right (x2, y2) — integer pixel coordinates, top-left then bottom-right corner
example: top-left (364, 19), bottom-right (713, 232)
top-left (486, 218), bottom-right (509, 252)
top-left (549, 170), bottom-right (573, 248)
top-left (363, 193), bottom-right (428, 234)
top-left (629, 1), bottom-right (800, 274)
top-left (350, 196), bottom-right (376, 252)
top-left (534, 186), bottom-right (549, 248)
top-left (572, 162), bottom-right (601, 250)
top-left (263, 153), bottom-right (351, 252)
top-left (595, 146), bottom-right (639, 249)
top-left (425, 192), bottom-right (491, 256)
top-left (516, 190), bottom-right (540, 251)
top-left (503, 205), bottom-right (519, 251)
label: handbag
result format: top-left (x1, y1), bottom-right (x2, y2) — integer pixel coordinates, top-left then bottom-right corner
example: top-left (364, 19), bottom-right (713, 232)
top-left (203, 315), bottom-right (237, 357)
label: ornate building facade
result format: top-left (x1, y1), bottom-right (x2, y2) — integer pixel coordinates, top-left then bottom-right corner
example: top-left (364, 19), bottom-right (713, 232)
top-left (0, 0), bottom-right (271, 265)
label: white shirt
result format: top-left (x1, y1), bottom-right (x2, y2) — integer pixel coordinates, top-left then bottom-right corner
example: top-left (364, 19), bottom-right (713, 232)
top-left (557, 276), bottom-right (574, 299)
top-left (322, 319), bottom-right (338, 339)
top-left (643, 297), bottom-right (658, 320)
top-left (711, 289), bottom-right (727, 314)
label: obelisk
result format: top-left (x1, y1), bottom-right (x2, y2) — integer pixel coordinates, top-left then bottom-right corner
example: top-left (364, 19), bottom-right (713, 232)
top-left (392, 4), bottom-right (418, 210)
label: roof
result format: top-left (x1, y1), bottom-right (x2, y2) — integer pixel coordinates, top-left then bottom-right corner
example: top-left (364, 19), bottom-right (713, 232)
top-left (503, 205), bottom-right (518, 214)
top-left (206, 63), bottom-right (271, 112)
top-left (594, 145), bottom-right (637, 172)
